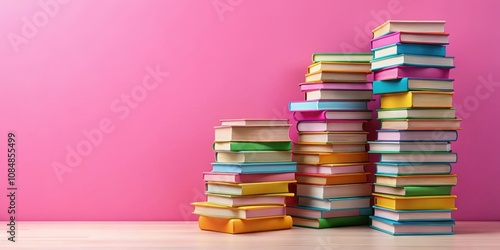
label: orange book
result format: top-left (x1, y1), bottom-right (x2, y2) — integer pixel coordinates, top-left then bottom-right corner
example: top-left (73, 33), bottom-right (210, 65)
top-left (198, 215), bottom-right (293, 234)
top-left (296, 172), bottom-right (370, 185)
top-left (293, 152), bottom-right (369, 164)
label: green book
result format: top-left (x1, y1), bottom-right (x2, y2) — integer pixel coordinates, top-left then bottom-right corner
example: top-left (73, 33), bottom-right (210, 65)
top-left (312, 52), bottom-right (372, 63)
top-left (213, 141), bottom-right (292, 151)
top-left (374, 184), bottom-right (453, 196)
top-left (292, 215), bottom-right (370, 229)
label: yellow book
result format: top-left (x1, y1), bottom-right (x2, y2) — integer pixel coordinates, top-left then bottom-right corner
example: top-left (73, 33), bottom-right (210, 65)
top-left (380, 91), bottom-right (453, 109)
top-left (192, 202), bottom-right (286, 219)
top-left (206, 181), bottom-right (295, 196)
top-left (198, 215), bottom-right (293, 234)
top-left (293, 152), bottom-right (369, 164)
top-left (373, 193), bottom-right (457, 210)
top-left (375, 174), bottom-right (457, 186)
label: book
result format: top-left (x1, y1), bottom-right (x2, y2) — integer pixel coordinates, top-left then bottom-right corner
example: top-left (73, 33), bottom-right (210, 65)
top-left (206, 181), bottom-right (294, 196)
top-left (375, 162), bottom-right (452, 175)
top-left (373, 78), bottom-right (454, 94)
top-left (293, 215), bottom-right (370, 229)
top-left (305, 90), bottom-right (373, 101)
top-left (380, 91), bottom-right (453, 109)
top-left (297, 163), bottom-right (367, 175)
top-left (298, 132), bottom-right (368, 143)
top-left (373, 193), bottom-right (457, 210)
top-left (370, 216), bottom-right (455, 236)
top-left (372, 20), bottom-right (446, 39)
top-left (374, 184), bottom-right (452, 196)
top-left (297, 196), bottom-right (372, 210)
top-left (371, 32), bottom-right (450, 49)
top-left (308, 62), bottom-right (371, 74)
top-left (287, 206), bottom-right (372, 219)
top-left (198, 215), bottom-right (293, 234)
top-left (376, 130), bottom-right (458, 142)
top-left (372, 54), bottom-right (454, 71)
top-left (377, 152), bottom-right (458, 163)
top-left (312, 52), bottom-right (372, 63)
top-left (368, 141), bottom-right (451, 152)
top-left (297, 120), bottom-right (365, 132)
top-left (216, 151), bottom-right (292, 163)
top-left (377, 108), bottom-right (456, 119)
top-left (300, 83), bottom-right (373, 92)
top-left (192, 202), bottom-right (286, 219)
top-left (289, 101), bottom-right (368, 111)
top-left (211, 162), bottom-right (297, 174)
top-left (296, 172), bottom-right (370, 185)
top-left (293, 152), bottom-right (369, 164)
top-left (293, 110), bottom-right (373, 121)
top-left (206, 193), bottom-right (294, 207)
top-left (381, 119), bottom-right (461, 130)
top-left (372, 43), bottom-right (446, 59)
top-left (374, 66), bottom-right (451, 81)
top-left (373, 206), bottom-right (453, 221)
top-left (220, 119), bottom-right (289, 126)
top-left (375, 174), bottom-right (457, 186)
top-left (296, 183), bottom-right (372, 199)
top-left (203, 172), bottom-right (296, 183)
top-left (213, 141), bottom-right (292, 151)
top-left (305, 71), bottom-right (368, 83)
top-left (293, 142), bottom-right (367, 153)
top-left (214, 125), bottom-right (291, 142)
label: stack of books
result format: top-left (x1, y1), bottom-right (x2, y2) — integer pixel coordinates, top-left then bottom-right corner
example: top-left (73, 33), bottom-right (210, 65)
top-left (368, 20), bottom-right (460, 236)
top-left (287, 53), bottom-right (375, 229)
top-left (192, 119), bottom-right (297, 234)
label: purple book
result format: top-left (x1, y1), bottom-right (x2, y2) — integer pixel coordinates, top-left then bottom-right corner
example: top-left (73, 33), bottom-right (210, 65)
top-left (371, 32), bottom-right (450, 49)
top-left (374, 66), bottom-right (451, 81)
top-left (300, 83), bottom-right (372, 92)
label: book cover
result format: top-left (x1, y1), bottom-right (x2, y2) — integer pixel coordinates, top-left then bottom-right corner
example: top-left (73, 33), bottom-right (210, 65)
top-left (293, 152), bottom-right (369, 164)
top-left (374, 66), bottom-right (451, 81)
top-left (380, 118), bottom-right (461, 130)
top-left (377, 108), bottom-right (456, 119)
top-left (372, 20), bottom-right (446, 38)
top-left (371, 32), bottom-right (450, 49)
top-left (289, 101), bottom-right (368, 111)
top-left (375, 162), bottom-right (452, 175)
top-left (203, 172), bottom-right (296, 183)
top-left (373, 78), bottom-right (454, 94)
top-left (373, 206), bottom-right (453, 221)
top-left (376, 151), bottom-right (458, 163)
top-left (206, 193), bottom-right (294, 207)
top-left (296, 172), bottom-right (370, 185)
top-left (371, 54), bottom-right (454, 71)
top-left (293, 215), bottom-right (370, 229)
top-left (215, 151), bottom-right (292, 163)
top-left (373, 193), bottom-right (457, 210)
top-left (300, 83), bottom-right (373, 92)
top-left (370, 216), bottom-right (455, 236)
top-left (198, 215), bottom-right (293, 234)
top-left (380, 91), bottom-right (453, 109)
top-left (372, 43), bottom-right (446, 59)
top-left (220, 119), bottom-right (289, 126)
top-left (375, 174), bottom-right (457, 187)
top-left (213, 141), bottom-right (292, 151)
top-left (298, 196), bottom-right (372, 209)
top-left (374, 184), bottom-right (453, 196)
top-left (206, 181), bottom-right (295, 196)
top-left (192, 202), bottom-right (286, 219)
top-left (307, 62), bottom-right (371, 74)
top-left (286, 206), bottom-right (372, 219)
top-left (312, 52), bottom-right (372, 63)
top-left (292, 110), bottom-right (373, 121)
top-left (297, 184), bottom-right (373, 200)
top-left (211, 162), bottom-right (297, 174)
top-left (376, 130), bottom-right (458, 142)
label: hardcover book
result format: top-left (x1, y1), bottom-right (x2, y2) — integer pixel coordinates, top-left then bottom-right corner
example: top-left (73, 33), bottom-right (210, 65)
top-left (296, 172), bottom-right (370, 185)
top-left (293, 110), bottom-right (373, 121)
top-left (373, 184), bottom-right (453, 196)
top-left (375, 162), bottom-right (452, 175)
top-left (374, 66), bottom-right (451, 81)
top-left (370, 216), bottom-right (455, 235)
top-left (312, 52), bottom-right (372, 63)
top-left (198, 215), bottom-right (293, 234)
top-left (213, 141), bottom-right (292, 151)
top-left (372, 43), bottom-right (446, 58)
top-left (297, 196), bottom-right (372, 210)
top-left (372, 54), bottom-right (454, 71)
top-left (192, 202), bottom-right (286, 219)
top-left (373, 78), bottom-right (454, 94)
top-left (371, 32), bottom-right (450, 49)
top-left (211, 162), bottom-right (297, 174)
top-left (287, 206), bottom-right (372, 219)
top-left (206, 181), bottom-right (295, 196)
top-left (293, 215), bottom-right (370, 229)
top-left (373, 206), bottom-right (453, 221)
top-left (293, 152), bottom-right (369, 164)
top-left (296, 183), bottom-right (372, 199)
top-left (373, 193), bottom-right (457, 210)
top-left (289, 101), bottom-right (369, 111)
top-left (380, 91), bottom-right (453, 109)
top-left (372, 20), bottom-right (446, 39)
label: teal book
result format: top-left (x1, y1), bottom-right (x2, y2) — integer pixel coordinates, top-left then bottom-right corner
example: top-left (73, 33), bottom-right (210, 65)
top-left (374, 184), bottom-right (453, 196)
top-left (211, 162), bottom-right (297, 174)
top-left (373, 78), bottom-right (454, 94)
top-left (293, 215), bottom-right (370, 229)
top-left (289, 101), bottom-right (368, 111)
top-left (372, 43), bottom-right (446, 59)
top-left (371, 54), bottom-right (455, 71)
top-left (370, 216), bottom-right (455, 235)
top-left (213, 141), bottom-right (292, 151)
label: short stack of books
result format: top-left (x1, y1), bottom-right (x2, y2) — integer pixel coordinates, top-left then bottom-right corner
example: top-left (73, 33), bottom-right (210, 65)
top-left (287, 53), bottom-right (375, 229)
top-left (368, 20), bottom-right (460, 236)
top-left (192, 119), bottom-right (297, 234)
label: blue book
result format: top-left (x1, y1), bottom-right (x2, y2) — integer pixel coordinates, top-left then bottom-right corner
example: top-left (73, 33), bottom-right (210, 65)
top-left (373, 206), bottom-right (453, 222)
top-left (211, 162), bottom-right (297, 174)
top-left (375, 162), bottom-right (452, 175)
top-left (289, 101), bottom-right (368, 111)
top-left (373, 78), bottom-right (454, 94)
top-left (371, 54), bottom-right (455, 71)
top-left (372, 43), bottom-right (446, 59)
top-left (370, 216), bottom-right (455, 236)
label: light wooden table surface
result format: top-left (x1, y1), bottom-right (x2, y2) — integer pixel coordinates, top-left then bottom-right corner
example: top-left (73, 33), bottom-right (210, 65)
top-left (0, 221), bottom-right (499, 250)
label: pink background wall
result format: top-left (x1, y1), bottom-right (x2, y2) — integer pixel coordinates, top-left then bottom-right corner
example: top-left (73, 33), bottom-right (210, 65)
top-left (0, 0), bottom-right (498, 221)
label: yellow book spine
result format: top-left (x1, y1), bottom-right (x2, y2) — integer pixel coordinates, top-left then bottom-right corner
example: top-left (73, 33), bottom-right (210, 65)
top-left (198, 216), bottom-right (293, 234)
top-left (320, 152), bottom-right (369, 164)
top-left (240, 182), bottom-right (290, 195)
top-left (374, 194), bottom-right (457, 210)
top-left (380, 92), bottom-right (412, 109)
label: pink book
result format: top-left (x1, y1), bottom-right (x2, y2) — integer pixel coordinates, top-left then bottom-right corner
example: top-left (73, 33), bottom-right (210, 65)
top-left (371, 32), bottom-right (450, 49)
top-left (203, 172), bottom-right (295, 183)
top-left (374, 66), bottom-right (451, 81)
top-left (300, 83), bottom-right (372, 92)
top-left (292, 110), bottom-right (373, 121)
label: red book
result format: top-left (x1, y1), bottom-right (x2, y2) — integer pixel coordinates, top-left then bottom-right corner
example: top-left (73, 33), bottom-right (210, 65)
top-left (374, 66), bottom-right (451, 81)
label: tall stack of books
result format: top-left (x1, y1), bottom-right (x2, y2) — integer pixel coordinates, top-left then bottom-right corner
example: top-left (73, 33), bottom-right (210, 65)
top-left (192, 119), bottom-right (297, 234)
top-left (287, 53), bottom-right (374, 229)
top-left (368, 20), bottom-right (460, 236)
